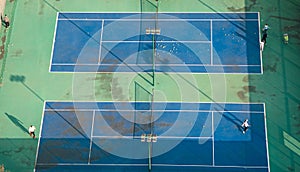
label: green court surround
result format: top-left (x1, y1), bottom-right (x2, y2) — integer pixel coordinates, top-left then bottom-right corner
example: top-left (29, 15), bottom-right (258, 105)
top-left (0, 0), bottom-right (299, 171)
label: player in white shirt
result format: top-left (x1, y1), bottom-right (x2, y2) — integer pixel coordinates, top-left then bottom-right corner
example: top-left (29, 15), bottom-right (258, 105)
top-left (28, 125), bottom-right (36, 139)
top-left (241, 119), bottom-right (250, 134)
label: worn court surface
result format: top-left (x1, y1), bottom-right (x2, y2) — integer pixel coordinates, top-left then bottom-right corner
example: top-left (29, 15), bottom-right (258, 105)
top-left (0, 0), bottom-right (299, 172)
top-left (35, 102), bottom-right (268, 171)
top-left (51, 12), bottom-right (261, 73)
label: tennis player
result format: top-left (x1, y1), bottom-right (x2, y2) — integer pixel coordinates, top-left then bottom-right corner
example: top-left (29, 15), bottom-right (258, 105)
top-left (263, 24), bottom-right (269, 32)
top-left (241, 119), bottom-right (250, 134)
top-left (28, 125), bottom-right (36, 139)
top-left (283, 33), bottom-right (289, 44)
top-left (3, 14), bottom-right (10, 28)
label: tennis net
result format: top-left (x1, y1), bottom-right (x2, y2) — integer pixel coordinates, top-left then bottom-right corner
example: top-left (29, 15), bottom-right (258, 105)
top-left (137, 1), bottom-right (160, 171)
top-left (148, 0), bottom-right (159, 170)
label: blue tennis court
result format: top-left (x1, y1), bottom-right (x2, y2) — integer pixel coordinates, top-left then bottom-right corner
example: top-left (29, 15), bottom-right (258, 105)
top-left (35, 102), bottom-right (269, 172)
top-left (50, 12), bottom-right (262, 73)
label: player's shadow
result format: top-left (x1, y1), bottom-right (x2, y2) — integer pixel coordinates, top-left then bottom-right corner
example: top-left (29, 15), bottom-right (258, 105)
top-left (0, 15), bottom-right (6, 27)
top-left (213, 109), bottom-right (244, 131)
top-left (8, 74), bottom-right (89, 139)
top-left (9, 74), bottom-right (89, 139)
top-left (159, 67), bottom-right (245, 129)
top-left (4, 112), bottom-right (28, 134)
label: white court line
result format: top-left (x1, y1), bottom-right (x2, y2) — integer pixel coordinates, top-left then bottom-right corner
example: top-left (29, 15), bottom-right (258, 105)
top-left (36, 163), bottom-right (147, 166)
top-left (35, 162), bottom-right (268, 169)
top-left (58, 18), bottom-right (259, 22)
top-left (210, 19), bottom-right (213, 66)
top-left (48, 12), bottom-right (59, 73)
top-left (263, 103), bottom-right (271, 172)
top-left (258, 12), bottom-right (264, 74)
top-left (34, 101), bottom-right (47, 172)
top-left (44, 108), bottom-right (265, 114)
top-left (98, 19), bottom-right (104, 64)
top-left (153, 164), bottom-right (268, 168)
top-left (101, 40), bottom-right (211, 43)
top-left (48, 71), bottom-right (263, 74)
top-left (58, 12), bottom-right (258, 14)
top-left (51, 63), bottom-right (261, 67)
top-left (92, 136), bottom-right (213, 139)
top-left (88, 110), bottom-right (96, 164)
top-left (43, 100), bottom-right (266, 105)
top-left (212, 111), bottom-right (215, 166)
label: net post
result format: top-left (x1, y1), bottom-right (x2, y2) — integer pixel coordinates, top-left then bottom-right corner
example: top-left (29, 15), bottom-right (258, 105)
top-left (148, 141), bottom-right (152, 171)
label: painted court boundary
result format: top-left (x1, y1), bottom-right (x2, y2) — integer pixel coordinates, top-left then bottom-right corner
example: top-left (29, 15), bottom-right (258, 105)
top-left (35, 101), bottom-right (269, 172)
top-left (49, 12), bottom-right (262, 74)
